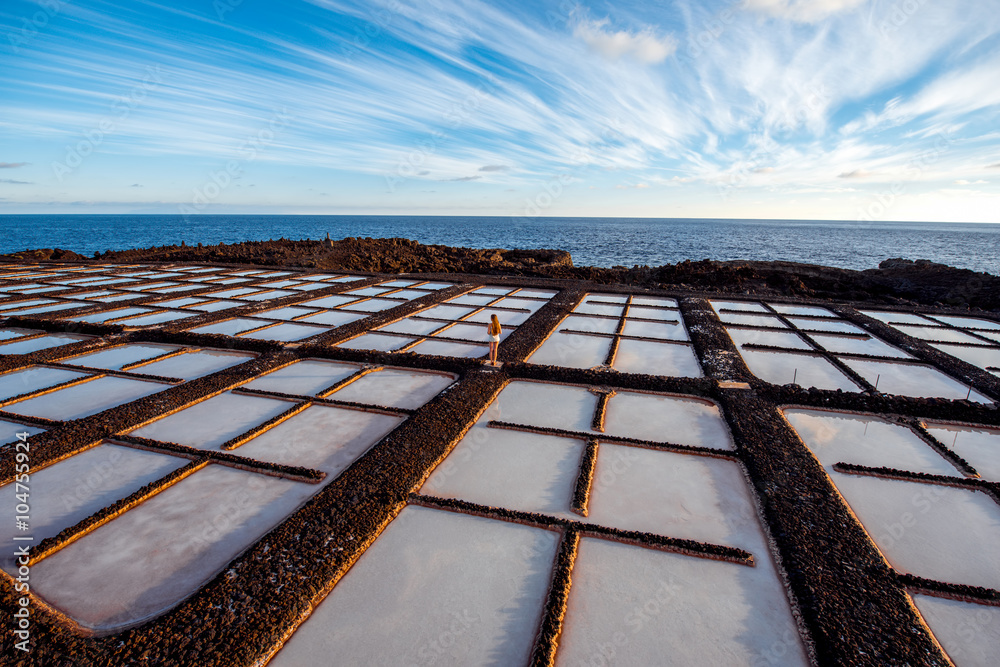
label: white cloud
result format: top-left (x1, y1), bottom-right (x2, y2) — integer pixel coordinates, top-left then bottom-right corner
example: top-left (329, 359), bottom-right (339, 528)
top-left (743, 0), bottom-right (866, 23)
top-left (573, 19), bottom-right (676, 64)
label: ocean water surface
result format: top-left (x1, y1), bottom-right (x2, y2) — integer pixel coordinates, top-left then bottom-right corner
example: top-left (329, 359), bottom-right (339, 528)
top-left (1, 215), bottom-right (997, 274)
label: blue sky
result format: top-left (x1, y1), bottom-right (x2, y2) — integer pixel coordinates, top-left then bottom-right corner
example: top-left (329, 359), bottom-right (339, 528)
top-left (1, 0), bottom-right (999, 221)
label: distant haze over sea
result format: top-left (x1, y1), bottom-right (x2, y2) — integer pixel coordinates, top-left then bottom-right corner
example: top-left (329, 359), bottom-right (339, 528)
top-left (1, 215), bottom-right (998, 275)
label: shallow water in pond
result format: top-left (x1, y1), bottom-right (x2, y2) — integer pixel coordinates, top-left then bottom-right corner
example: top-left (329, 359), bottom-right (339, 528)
top-left (5, 376), bottom-right (169, 420)
top-left (63, 344), bottom-right (180, 370)
top-left (784, 409), bottom-right (962, 476)
top-left (243, 360), bottom-right (360, 396)
top-left (0, 444), bottom-right (187, 573)
top-left (528, 332), bottom-right (611, 369)
top-left (911, 593), bottom-right (1000, 666)
top-left (494, 381), bottom-right (597, 433)
top-left (240, 322), bottom-right (329, 342)
top-left (808, 333), bottom-right (911, 358)
top-left (604, 391), bottom-right (731, 447)
top-left (131, 349), bottom-right (254, 379)
top-left (0, 332), bottom-right (93, 355)
top-left (330, 368), bottom-right (454, 409)
top-left (740, 350), bottom-right (861, 391)
top-left (0, 366), bottom-right (90, 401)
top-left (832, 473), bottom-right (1000, 590)
top-left (556, 538), bottom-right (809, 667)
top-left (31, 464), bottom-right (319, 631)
top-left (613, 339), bottom-right (702, 377)
top-left (128, 392), bottom-right (294, 449)
top-left (268, 506), bottom-right (558, 667)
top-left (842, 358), bottom-right (991, 402)
top-left (407, 338), bottom-right (488, 358)
top-left (924, 423), bottom-right (1000, 482)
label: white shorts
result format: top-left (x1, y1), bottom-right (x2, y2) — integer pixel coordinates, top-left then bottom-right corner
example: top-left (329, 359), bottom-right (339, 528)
top-left (489, 334), bottom-right (500, 343)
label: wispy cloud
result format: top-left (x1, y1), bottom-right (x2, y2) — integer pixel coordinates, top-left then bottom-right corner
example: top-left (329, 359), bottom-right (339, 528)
top-left (0, 179), bottom-right (32, 184)
top-left (0, 162), bottom-right (29, 169)
top-left (743, 0), bottom-right (866, 23)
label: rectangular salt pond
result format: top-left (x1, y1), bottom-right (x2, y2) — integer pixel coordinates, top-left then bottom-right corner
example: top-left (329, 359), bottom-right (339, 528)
top-left (630, 296), bottom-right (678, 308)
top-left (786, 317), bottom-right (866, 334)
top-left (784, 409), bottom-right (962, 476)
top-left (719, 312), bottom-right (787, 328)
top-left (740, 349), bottom-right (861, 391)
top-left (489, 382), bottom-right (595, 435)
top-left (769, 303), bottom-right (837, 317)
top-left (710, 299), bottom-right (768, 313)
top-left (31, 464), bottom-right (319, 632)
top-left (605, 391), bottom-right (732, 447)
top-left (63, 343), bottom-right (180, 370)
top-left (407, 339), bottom-right (488, 358)
top-left (556, 538), bottom-right (809, 667)
top-left (0, 418), bottom-right (43, 445)
top-left (727, 328), bottom-right (813, 350)
top-left (417, 304), bottom-right (476, 320)
top-left (613, 339), bottom-right (702, 377)
top-left (5, 376), bottom-right (170, 421)
top-left (240, 289), bottom-right (299, 301)
top-left (243, 360), bottom-right (361, 396)
top-left (528, 332), bottom-right (611, 369)
top-left (895, 325), bottom-right (987, 345)
top-left (0, 366), bottom-right (91, 401)
top-left (573, 301), bottom-right (624, 317)
top-left (626, 305), bottom-right (679, 321)
top-left (0, 328), bottom-right (32, 340)
top-left (449, 293), bottom-right (499, 306)
top-left (240, 322), bottom-right (329, 342)
top-left (924, 423), bottom-right (1000, 482)
top-left (268, 506), bottom-right (558, 667)
top-left (841, 358), bottom-right (991, 402)
top-left (0, 443), bottom-right (187, 573)
top-left (930, 343), bottom-right (1000, 372)
top-left (830, 473), bottom-right (1000, 590)
top-left (150, 296), bottom-right (207, 309)
top-left (330, 368), bottom-right (455, 409)
top-left (0, 332), bottom-right (93, 355)
top-left (114, 311), bottom-right (198, 327)
top-left (69, 307), bottom-right (154, 324)
top-left (560, 315), bottom-right (620, 335)
top-left (297, 310), bottom-right (365, 327)
top-left (472, 286), bottom-right (513, 296)
top-left (808, 333), bottom-right (911, 358)
top-left (621, 319), bottom-right (687, 340)
top-left (188, 318), bottom-right (272, 336)
top-left (421, 427), bottom-right (583, 518)
top-left (255, 306), bottom-right (319, 320)
top-left (911, 593), bottom-right (1000, 666)
top-left (4, 302), bottom-right (89, 316)
top-left (338, 333), bottom-right (414, 352)
top-left (860, 310), bottom-right (936, 325)
top-left (926, 314), bottom-right (1000, 331)
top-left (128, 392), bottom-right (294, 449)
top-left (378, 318), bottom-right (447, 336)
top-left (231, 404), bottom-right (403, 476)
top-left (299, 294), bottom-right (362, 309)
top-left (185, 299), bottom-right (243, 312)
top-left (129, 349), bottom-right (255, 380)
top-left (586, 444), bottom-right (764, 551)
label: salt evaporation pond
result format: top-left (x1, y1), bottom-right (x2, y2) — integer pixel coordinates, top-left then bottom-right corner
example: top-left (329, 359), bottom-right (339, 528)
top-left (30, 465), bottom-right (319, 631)
top-left (785, 409), bottom-right (963, 476)
top-left (911, 593), bottom-right (1000, 667)
top-left (739, 349), bottom-right (860, 391)
top-left (5, 376), bottom-right (170, 420)
top-left (842, 358), bottom-right (990, 402)
top-left (243, 359), bottom-right (360, 395)
top-left (0, 444), bottom-right (187, 572)
top-left (528, 332), bottom-right (611, 369)
top-left (0, 366), bottom-right (90, 401)
top-left (924, 423), bottom-right (1000, 482)
top-left (0, 418), bottom-right (43, 445)
top-left (0, 332), bottom-right (93, 355)
top-left (555, 538), bottom-right (810, 666)
top-left (62, 343), bottom-right (181, 370)
top-left (268, 506), bottom-right (559, 666)
top-left (829, 473), bottom-right (1000, 590)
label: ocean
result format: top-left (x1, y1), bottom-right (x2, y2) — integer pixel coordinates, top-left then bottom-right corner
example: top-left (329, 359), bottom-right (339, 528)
top-left (1, 215), bottom-right (998, 275)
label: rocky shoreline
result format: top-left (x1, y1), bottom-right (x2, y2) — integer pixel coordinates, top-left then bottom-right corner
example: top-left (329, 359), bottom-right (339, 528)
top-left (4, 237), bottom-right (997, 311)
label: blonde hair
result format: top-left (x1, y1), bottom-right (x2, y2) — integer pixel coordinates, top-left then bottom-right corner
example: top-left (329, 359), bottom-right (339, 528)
top-left (488, 314), bottom-right (501, 335)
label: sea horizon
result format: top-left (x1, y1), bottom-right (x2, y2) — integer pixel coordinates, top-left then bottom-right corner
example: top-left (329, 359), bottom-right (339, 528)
top-left (2, 214), bottom-right (999, 275)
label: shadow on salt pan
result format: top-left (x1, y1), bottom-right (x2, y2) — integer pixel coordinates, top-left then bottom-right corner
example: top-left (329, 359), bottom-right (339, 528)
top-left (268, 506), bottom-right (558, 666)
top-left (30, 465), bottom-right (319, 632)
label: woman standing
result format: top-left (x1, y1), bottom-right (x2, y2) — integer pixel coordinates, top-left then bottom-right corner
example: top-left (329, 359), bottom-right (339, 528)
top-left (487, 314), bottom-right (502, 366)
